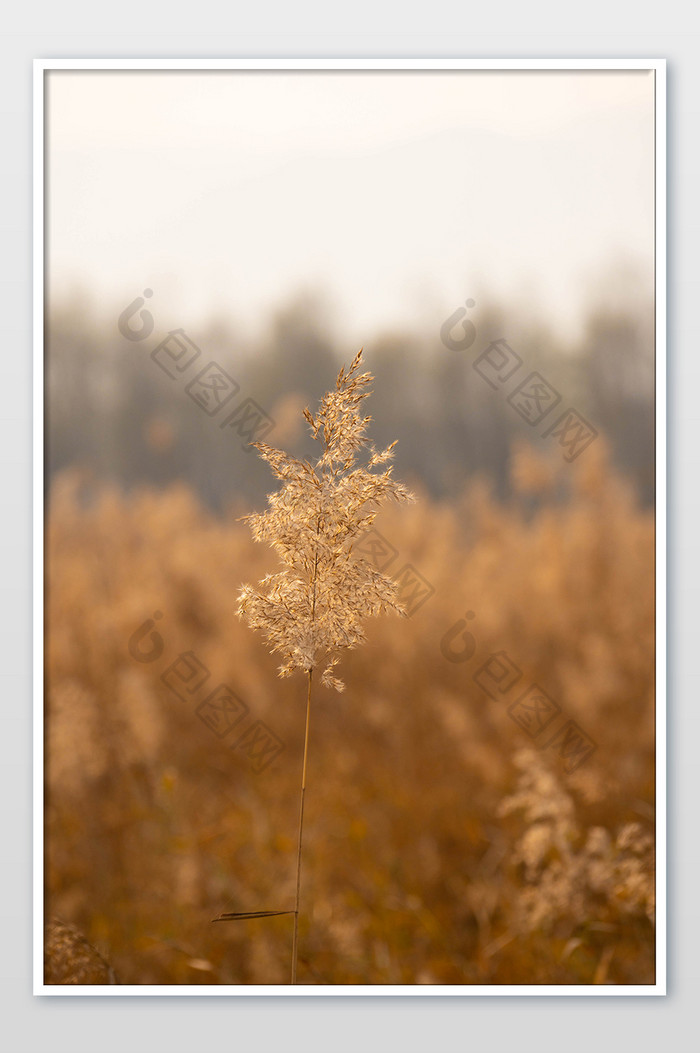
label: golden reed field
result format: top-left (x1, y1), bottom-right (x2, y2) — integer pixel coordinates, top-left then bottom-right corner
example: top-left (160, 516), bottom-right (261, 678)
top-left (45, 439), bottom-right (655, 985)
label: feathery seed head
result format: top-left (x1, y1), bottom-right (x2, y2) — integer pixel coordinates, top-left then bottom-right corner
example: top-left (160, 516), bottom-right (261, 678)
top-left (237, 349), bottom-right (414, 691)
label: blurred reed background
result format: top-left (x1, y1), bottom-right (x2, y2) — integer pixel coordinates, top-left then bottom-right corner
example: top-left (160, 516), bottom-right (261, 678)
top-left (45, 295), bottom-right (655, 984)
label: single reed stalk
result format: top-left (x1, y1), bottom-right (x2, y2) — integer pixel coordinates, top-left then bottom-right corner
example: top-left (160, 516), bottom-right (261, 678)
top-left (291, 669), bottom-right (313, 985)
top-left (237, 349), bottom-right (414, 983)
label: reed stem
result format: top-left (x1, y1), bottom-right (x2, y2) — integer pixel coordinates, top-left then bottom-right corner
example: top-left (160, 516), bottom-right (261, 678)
top-left (291, 669), bottom-right (313, 984)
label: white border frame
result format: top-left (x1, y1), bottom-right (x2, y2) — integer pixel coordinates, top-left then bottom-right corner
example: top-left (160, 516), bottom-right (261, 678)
top-left (33, 57), bottom-right (666, 997)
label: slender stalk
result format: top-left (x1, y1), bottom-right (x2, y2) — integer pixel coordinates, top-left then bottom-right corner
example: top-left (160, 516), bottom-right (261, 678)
top-left (291, 668), bottom-right (313, 985)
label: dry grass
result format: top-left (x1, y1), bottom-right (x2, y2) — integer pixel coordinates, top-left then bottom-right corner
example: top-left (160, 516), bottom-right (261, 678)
top-left (45, 437), bottom-right (655, 985)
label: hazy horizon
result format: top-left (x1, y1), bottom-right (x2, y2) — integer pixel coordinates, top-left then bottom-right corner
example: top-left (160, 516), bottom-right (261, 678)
top-left (47, 69), bottom-right (654, 348)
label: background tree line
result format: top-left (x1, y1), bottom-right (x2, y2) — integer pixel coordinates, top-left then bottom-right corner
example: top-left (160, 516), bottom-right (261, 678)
top-left (46, 290), bottom-right (655, 512)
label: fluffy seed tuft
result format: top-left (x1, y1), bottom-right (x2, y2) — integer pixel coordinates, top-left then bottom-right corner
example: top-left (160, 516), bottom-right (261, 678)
top-left (237, 349), bottom-right (414, 691)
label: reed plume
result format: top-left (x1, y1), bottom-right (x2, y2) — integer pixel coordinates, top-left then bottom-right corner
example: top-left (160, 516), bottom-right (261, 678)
top-left (237, 348), bottom-right (414, 983)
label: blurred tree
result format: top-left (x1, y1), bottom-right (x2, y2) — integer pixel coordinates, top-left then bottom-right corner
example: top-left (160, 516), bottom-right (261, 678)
top-left (45, 287), bottom-right (655, 511)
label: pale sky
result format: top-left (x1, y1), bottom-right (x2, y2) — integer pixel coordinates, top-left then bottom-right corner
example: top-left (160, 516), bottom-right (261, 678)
top-left (46, 70), bottom-right (655, 346)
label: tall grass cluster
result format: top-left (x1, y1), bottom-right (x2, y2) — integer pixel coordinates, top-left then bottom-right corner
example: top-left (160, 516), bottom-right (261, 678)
top-left (46, 437), bottom-right (655, 984)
